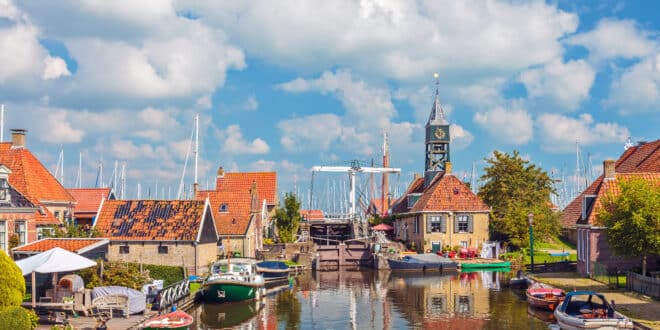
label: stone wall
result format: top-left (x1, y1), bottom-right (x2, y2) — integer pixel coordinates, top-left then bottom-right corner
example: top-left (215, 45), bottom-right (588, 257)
top-left (107, 241), bottom-right (216, 275)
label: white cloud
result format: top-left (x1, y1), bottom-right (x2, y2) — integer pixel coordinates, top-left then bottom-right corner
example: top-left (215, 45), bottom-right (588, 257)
top-left (242, 94), bottom-right (259, 111)
top-left (37, 109), bottom-right (84, 144)
top-left (605, 53), bottom-right (660, 114)
top-left (449, 124), bottom-right (474, 150)
top-left (110, 140), bottom-right (156, 160)
top-left (278, 114), bottom-right (343, 152)
top-left (0, 24), bottom-right (47, 82)
top-left (473, 106), bottom-right (533, 145)
top-left (221, 125), bottom-right (270, 154)
top-left (184, 1), bottom-right (577, 82)
top-left (42, 56), bottom-right (71, 80)
top-left (519, 59), bottom-right (595, 110)
top-left (196, 95), bottom-right (212, 109)
top-left (536, 113), bottom-right (629, 152)
top-left (567, 19), bottom-right (656, 60)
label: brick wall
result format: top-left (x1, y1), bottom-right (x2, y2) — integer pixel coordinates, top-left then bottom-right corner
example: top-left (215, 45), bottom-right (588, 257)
top-left (0, 215), bottom-right (37, 254)
top-left (107, 241), bottom-right (215, 275)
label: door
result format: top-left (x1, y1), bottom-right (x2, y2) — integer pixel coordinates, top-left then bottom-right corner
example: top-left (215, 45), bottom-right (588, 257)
top-left (431, 241), bottom-right (441, 253)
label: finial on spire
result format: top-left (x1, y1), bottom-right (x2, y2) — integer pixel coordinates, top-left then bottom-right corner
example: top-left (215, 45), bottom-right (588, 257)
top-left (427, 72), bottom-right (447, 125)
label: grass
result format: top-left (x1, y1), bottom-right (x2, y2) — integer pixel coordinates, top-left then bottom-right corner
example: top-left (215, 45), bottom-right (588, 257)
top-left (284, 260), bottom-right (300, 267)
top-left (189, 282), bottom-right (201, 295)
top-left (535, 236), bottom-right (576, 250)
top-left (500, 250), bottom-right (577, 264)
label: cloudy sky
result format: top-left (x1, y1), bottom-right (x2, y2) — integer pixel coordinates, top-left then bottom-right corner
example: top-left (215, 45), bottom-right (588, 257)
top-left (0, 0), bottom-right (658, 207)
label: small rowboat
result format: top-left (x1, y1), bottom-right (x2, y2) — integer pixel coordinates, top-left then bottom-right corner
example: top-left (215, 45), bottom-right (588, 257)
top-left (554, 291), bottom-right (633, 329)
top-left (142, 310), bottom-right (193, 330)
top-left (526, 283), bottom-right (565, 311)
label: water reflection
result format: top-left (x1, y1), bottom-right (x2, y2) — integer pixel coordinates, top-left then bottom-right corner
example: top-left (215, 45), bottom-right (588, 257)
top-left (191, 269), bottom-right (549, 329)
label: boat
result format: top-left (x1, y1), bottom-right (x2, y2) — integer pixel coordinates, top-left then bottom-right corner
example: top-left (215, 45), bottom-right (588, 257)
top-left (510, 270), bottom-right (530, 289)
top-left (554, 291), bottom-right (633, 329)
top-left (387, 253), bottom-right (458, 271)
top-left (256, 260), bottom-right (290, 286)
top-left (201, 258), bottom-right (265, 303)
top-left (526, 282), bottom-right (565, 311)
top-left (141, 310), bottom-right (193, 330)
top-left (460, 260), bottom-right (511, 270)
top-left (200, 300), bottom-right (263, 329)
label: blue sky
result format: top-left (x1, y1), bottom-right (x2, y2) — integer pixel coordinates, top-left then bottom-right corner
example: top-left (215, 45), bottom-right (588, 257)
top-left (0, 1), bottom-right (658, 209)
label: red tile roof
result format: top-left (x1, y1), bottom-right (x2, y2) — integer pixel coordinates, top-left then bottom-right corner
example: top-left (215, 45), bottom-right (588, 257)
top-left (392, 174), bottom-right (489, 214)
top-left (94, 200), bottom-right (208, 241)
top-left (391, 177), bottom-right (424, 214)
top-left (300, 210), bottom-right (324, 221)
top-left (13, 238), bottom-right (108, 253)
top-left (196, 190), bottom-right (253, 236)
top-left (0, 143), bottom-right (75, 205)
top-left (36, 207), bottom-right (60, 225)
top-left (214, 172), bottom-right (277, 205)
top-left (68, 188), bottom-right (112, 214)
top-left (561, 139), bottom-right (660, 228)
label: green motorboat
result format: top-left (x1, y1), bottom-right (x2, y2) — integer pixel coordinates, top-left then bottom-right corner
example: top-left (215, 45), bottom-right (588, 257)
top-left (201, 258), bottom-right (265, 303)
top-left (460, 261), bottom-right (511, 270)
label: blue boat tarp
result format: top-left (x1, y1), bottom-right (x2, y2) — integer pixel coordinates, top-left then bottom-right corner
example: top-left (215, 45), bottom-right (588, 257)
top-left (549, 252), bottom-right (570, 257)
top-left (403, 253), bottom-right (455, 264)
top-left (257, 261), bottom-right (290, 270)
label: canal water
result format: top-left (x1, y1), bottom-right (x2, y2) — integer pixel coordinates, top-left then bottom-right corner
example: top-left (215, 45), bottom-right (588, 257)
top-left (188, 269), bottom-right (553, 329)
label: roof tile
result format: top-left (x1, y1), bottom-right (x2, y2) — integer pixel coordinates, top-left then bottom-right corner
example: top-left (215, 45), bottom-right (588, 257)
top-left (13, 238), bottom-right (107, 253)
top-left (68, 188), bottom-right (112, 214)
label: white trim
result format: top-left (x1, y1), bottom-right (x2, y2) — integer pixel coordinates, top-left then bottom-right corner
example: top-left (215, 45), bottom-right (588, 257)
top-left (197, 198), bottom-right (218, 242)
top-left (92, 197), bottom-right (106, 228)
top-left (0, 220), bottom-right (6, 253)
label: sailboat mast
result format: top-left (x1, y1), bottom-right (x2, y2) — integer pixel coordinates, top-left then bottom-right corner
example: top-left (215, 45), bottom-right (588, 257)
top-left (76, 152), bottom-right (82, 188)
top-left (193, 113), bottom-right (199, 196)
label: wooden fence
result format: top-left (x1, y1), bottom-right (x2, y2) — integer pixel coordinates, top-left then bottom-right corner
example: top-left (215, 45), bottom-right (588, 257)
top-left (626, 272), bottom-right (660, 299)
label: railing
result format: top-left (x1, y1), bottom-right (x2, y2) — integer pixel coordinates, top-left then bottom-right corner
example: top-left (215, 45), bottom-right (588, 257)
top-left (158, 279), bottom-right (190, 310)
top-left (626, 272), bottom-right (660, 299)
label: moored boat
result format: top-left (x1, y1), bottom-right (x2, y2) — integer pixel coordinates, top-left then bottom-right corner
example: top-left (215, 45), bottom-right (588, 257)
top-left (526, 282), bottom-right (565, 311)
top-left (256, 260), bottom-right (290, 286)
top-left (554, 291), bottom-right (633, 329)
top-left (201, 258), bottom-right (265, 303)
top-left (460, 260), bottom-right (511, 270)
top-left (387, 253), bottom-right (458, 271)
top-left (509, 270), bottom-right (530, 289)
top-left (141, 310), bottom-right (193, 330)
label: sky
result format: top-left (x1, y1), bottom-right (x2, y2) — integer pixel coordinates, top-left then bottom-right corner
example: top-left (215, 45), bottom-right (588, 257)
top-left (0, 0), bottom-right (658, 209)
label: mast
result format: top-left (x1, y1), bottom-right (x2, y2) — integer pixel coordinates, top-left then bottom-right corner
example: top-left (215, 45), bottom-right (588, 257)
top-left (381, 132), bottom-right (390, 215)
top-left (137, 182), bottom-right (141, 199)
top-left (76, 152), bottom-right (82, 188)
top-left (575, 140), bottom-right (581, 197)
top-left (120, 162), bottom-right (126, 199)
top-left (193, 113), bottom-right (200, 196)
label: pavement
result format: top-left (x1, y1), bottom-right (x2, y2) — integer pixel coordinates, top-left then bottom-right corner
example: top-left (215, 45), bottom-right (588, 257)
top-left (530, 272), bottom-right (660, 330)
top-left (36, 310), bottom-right (156, 330)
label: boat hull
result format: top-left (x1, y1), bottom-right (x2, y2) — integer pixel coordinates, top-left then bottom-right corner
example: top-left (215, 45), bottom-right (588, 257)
top-left (387, 259), bottom-right (457, 271)
top-left (142, 310), bottom-right (193, 330)
top-left (202, 281), bottom-right (262, 303)
top-left (554, 311), bottom-right (634, 329)
top-left (527, 292), bottom-right (564, 311)
top-left (460, 261), bottom-right (511, 269)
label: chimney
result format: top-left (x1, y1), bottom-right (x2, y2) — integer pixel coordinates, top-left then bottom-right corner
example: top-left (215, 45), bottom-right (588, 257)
top-left (10, 129), bottom-right (26, 149)
top-left (445, 162), bottom-right (452, 174)
top-left (603, 160), bottom-right (616, 180)
top-left (217, 166), bottom-right (224, 178)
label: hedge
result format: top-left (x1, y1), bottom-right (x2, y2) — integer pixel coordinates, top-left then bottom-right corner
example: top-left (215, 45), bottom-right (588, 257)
top-left (79, 261), bottom-right (184, 289)
top-left (0, 250), bottom-right (25, 310)
top-left (142, 264), bottom-right (185, 287)
top-left (0, 306), bottom-right (38, 330)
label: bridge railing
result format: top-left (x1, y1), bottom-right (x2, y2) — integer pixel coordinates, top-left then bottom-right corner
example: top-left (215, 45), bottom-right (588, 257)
top-left (157, 279), bottom-right (190, 310)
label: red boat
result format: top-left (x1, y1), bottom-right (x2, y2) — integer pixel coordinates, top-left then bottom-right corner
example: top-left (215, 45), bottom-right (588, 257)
top-left (142, 310), bottom-right (193, 330)
top-left (526, 283), bottom-right (566, 311)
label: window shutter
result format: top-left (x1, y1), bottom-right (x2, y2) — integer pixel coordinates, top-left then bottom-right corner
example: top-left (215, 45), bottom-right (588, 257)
top-left (440, 216), bottom-right (447, 233)
top-left (468, 215), bottom-right (474, 233)
top-left (426, 216), bottom-right (432, 233)
top-left (454, 215), bottom-right (459, 233)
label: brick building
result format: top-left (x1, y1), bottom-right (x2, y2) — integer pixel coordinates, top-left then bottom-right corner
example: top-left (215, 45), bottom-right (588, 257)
top-left (94, 199), bottom-right (218, 275)
top-left (0, 164), bottom-right (40, 254)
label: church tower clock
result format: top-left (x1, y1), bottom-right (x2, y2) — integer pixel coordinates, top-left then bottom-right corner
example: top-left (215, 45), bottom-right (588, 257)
top-left (424, 73), bottom-right (450, 187)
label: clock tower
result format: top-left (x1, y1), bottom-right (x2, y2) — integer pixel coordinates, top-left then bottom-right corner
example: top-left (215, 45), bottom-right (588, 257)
top-left (424, 74), bottom-right (450, 187)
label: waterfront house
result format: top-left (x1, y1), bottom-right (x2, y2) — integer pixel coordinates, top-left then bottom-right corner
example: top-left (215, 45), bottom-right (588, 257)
top-left (562, 140), bottom-right (660, 276)
top-left (12, 237), bottom-right (109, 260)
top-left (391, 80), bottom-right (490, 253)
top-left (196, 167), bottom-right (277, 257)
top-left (67, 188), bottom-right (115, 228)
top-left (93, 199), bottom-right (218, 275)
top-left (0, 129), bottom-right (74, 238)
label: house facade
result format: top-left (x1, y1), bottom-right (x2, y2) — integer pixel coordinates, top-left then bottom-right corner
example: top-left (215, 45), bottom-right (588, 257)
top-left (392, 81), bottom-right (490, 253)
top-left (571, 152), bottom-right (660, 276)
top-left (94, 199), bottom-right (218, 275)
top-left (0, 129), bottom-right (73, 238)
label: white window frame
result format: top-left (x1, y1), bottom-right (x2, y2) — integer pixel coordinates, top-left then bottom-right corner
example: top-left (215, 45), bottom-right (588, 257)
top-left (429, 215), bottom-right (444, 233)
top-left (0, 221), bottom-right (6, 252)
top-left (460, 241), bottom-right (468, 248)
top-left (15, 220), bottom-right (27, 246)
top-left (457, 215), bottom-right (469, 233)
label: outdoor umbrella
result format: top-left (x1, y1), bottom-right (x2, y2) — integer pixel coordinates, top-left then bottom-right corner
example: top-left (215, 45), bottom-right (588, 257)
top-left (371, 223), bottom-right (394, 231)
top-left (15, 247), bottom-right (97, 307)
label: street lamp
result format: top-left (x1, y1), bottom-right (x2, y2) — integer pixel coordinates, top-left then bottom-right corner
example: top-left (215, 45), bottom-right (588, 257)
top-left (528, 212), bottom-right (534, 273)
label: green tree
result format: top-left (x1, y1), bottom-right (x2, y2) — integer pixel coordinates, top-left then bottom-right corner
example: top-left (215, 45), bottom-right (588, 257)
top-left (0, 250), bottom-right (25, 310)
top-left (478, 150), bottom-right (560, 248)
top-left (597, 177), bottom-right (660, 276)
top-left (274, 193), bottom-right (302, 243)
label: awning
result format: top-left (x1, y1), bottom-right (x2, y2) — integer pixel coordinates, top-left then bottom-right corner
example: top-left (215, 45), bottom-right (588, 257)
top-left (15, 247), bottom-right (97, 276)
top-left (371, 223), bottom-right (394, 231)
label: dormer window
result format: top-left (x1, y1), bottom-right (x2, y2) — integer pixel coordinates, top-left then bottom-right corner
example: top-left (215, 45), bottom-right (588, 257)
top-left (219, 204), bottom-right (228, 212)
top-left (0, 178), bottom-right (9, 201)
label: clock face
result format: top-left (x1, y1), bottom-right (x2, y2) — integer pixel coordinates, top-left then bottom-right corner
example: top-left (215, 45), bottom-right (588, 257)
top-left (434, 127), bottom-right (446, 140)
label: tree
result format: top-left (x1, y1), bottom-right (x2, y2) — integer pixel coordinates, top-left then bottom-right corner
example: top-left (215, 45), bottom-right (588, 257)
top-left (44, 222), bottom-right (101, 238)
top-left (0, 250), bottom-right (25, 310)
top-left (478, 150), bottom-right (560, 248)
top-left (274, 193), bottom-right (302, 243)
top-left (597, 177), bottom-right (660, 276)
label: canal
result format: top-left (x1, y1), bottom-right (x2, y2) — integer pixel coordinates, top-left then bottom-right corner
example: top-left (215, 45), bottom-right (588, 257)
top-left (188, 269), bottom-right (553, 329)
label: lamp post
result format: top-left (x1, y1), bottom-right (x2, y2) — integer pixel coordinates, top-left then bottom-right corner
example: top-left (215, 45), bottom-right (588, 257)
top-left (528, 212), bottom-right (534, 273)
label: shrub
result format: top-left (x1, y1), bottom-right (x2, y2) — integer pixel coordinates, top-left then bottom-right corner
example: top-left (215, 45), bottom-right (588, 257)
top-left (143, 264), bottom-right (185, 287)
top-left (0, 306), bottom-right (37, 329)
top-left (0, 250), bottom-right (25, 310)
top-left (78, 261), bottom-right (184, 289)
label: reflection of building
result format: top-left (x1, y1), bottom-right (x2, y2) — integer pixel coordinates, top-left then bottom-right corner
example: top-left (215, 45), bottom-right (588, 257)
top-left (392, 79), bottom-right (490, 252)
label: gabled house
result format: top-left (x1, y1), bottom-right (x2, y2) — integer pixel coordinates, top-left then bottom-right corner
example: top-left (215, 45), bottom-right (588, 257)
top-left (0, 164), bottom-right (40, 254)
top-left (93, 199), bottom-right (218, 275)
top-left (0, 129), bottom-right (74, 237)
top-left (67, 188), bottom-right (115, 227)
top-left (391, 80), bottom-right (490, 253)
top-left (567, 146), bottom-right (660, 276)
top-left (196, 167), bottom-right (277, 257)
top-left (561, 139), bottom-right (660, 244)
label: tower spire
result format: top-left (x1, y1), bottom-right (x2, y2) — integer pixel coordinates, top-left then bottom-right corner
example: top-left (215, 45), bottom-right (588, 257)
top-left (424, 72), bottom-right (451, 187)
top-left (428, 73), bottom-right (447, 125)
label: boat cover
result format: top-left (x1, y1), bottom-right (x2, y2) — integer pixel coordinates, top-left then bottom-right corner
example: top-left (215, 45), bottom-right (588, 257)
top-left (92, 286), bottom-right (146, 314)
top-left (256, 261), bottom-right (290, 270)
top-left (402, 253), bottom-right (455, 263)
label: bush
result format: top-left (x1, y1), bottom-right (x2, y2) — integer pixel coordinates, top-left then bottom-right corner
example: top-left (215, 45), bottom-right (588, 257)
top-left (0, 306), bottom-right (37, 330)
top-left (143, 264), bottom-right (185, 287)
top-left (78, 261), bottom-right (184, 289)
top-left (0, 250), bottom-right (25, 310)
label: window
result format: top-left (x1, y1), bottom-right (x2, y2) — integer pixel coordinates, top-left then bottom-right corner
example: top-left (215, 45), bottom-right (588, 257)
top-left (54, 211), bottom-right (61, 221)
top-left (219, 204), bottom-right (228, 212)
top-left (460, 241), bottom-right (468, 248)
top-left (37, 227), bottom-right (54, 240)
top-left (0, 178), bottom-right (9, 201)
top-left (158, 245), bottom-right (168, 254)
top-left (119, 245), bottom-right (129, 254)
top-left (428, 215), bottom-right (446, 233)
top-left (455, 214), bottom-right (472, 233)
top-left (0, 221), bottom-right (5, 252)
top-left (455, 295), bottom-right (473, 315)
top-left (14, 221), bottom-right (26, 246)
top-left (413, 216), bottom-right (419, 234)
